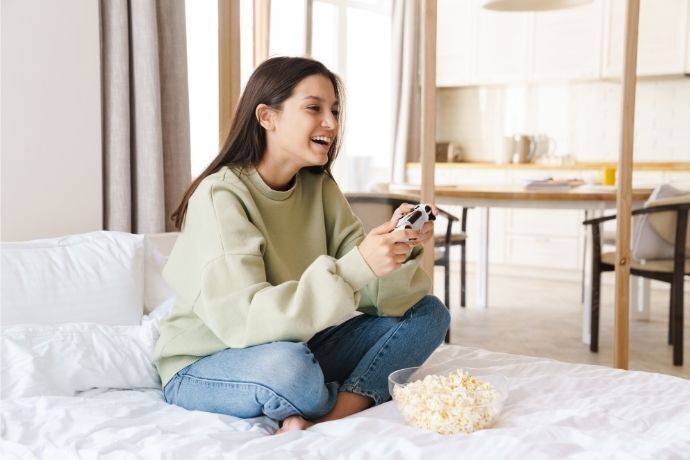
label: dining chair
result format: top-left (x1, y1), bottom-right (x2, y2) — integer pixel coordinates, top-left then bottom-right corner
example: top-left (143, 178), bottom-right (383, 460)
top-left (583, 194), bottom-right (689, 366)
top-left (345, 192), bottom-right (468, 343)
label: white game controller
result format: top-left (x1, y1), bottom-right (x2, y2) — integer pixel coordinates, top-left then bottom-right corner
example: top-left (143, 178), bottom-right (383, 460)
top-left (394, 204), bottom-right (435, 240)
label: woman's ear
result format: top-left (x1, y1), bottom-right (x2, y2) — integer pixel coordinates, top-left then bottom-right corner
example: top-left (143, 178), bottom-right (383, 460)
top-left (256, 104), bottom-right (274, 130)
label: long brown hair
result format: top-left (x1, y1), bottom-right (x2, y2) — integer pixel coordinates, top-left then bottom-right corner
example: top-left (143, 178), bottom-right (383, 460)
top-left (171, 56), bottom-right (345, 229)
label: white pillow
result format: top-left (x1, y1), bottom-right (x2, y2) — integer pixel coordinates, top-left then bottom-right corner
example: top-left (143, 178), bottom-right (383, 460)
top-left (632, 184), bottom-right (690, 261)
top-left (0, 298), bottom-right (174, 399)
top-left (1, 231), bottom-right (145, 326)
top-left (144, 233), bottom-right (178, 314)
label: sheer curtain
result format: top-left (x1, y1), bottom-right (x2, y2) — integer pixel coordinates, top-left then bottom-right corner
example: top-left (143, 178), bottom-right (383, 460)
top-left (101, 0), bottom-right (191, 233)
top-left (390, 0), bottom-right (421, 184)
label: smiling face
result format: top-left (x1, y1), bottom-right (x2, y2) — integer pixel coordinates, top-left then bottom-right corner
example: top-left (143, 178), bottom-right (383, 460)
top-left (259, 74), bottom-right (340, 180)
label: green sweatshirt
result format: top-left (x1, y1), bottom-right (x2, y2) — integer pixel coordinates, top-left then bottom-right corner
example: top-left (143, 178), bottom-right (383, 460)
top-left (154, 166), bottom-right (430, 386)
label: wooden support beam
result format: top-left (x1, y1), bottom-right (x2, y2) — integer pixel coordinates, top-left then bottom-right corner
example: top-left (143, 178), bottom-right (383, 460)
top-left (305, 0), bottom-right (313, 57)
top-left (253, 0), bottom-right (270, 67)
top-left (420, 0), bottom-right (437, 278)
top-left (614, 0), bottom-right (641, 370)
top-left (218, 0), bottom-right (241, 146)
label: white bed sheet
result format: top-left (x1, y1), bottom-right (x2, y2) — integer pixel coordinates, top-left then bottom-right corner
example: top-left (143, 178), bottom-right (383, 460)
top-left (2, 345), bottom-right (690, 460)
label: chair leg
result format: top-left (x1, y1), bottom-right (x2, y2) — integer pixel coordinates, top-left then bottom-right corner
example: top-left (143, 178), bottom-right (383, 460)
top-left (444, 263), bottom-right (451, 343)
top-left (668, 288), bottom-right (675, 345)
top-left (590, 263), bottom-right (601, 353)
top-left (581, 210), bottom-right (588, 303)
top-left (671, 275), bottom-right (684, 366)
top-left (443, 260), bottom-right (449, 309)
top-left (460, 243), bottom-right (466, 308)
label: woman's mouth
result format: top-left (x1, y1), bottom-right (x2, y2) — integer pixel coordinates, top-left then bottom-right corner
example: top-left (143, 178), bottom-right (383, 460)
top-left (311, 136), bottom-right (332, 147)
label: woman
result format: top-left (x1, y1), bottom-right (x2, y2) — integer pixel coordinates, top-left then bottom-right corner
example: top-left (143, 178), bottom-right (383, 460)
top-left (155, 56), bottom-right (450, 433)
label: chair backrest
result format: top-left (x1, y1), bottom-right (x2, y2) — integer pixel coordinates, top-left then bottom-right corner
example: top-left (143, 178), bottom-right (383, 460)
top-left (632, 185), bottom-right (690, 260)
top-left (647, 194), bottom-right (690, 250)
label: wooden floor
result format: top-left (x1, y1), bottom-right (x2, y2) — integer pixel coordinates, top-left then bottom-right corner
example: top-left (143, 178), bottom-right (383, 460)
top-left (435, 268), bottom-right (689, 379)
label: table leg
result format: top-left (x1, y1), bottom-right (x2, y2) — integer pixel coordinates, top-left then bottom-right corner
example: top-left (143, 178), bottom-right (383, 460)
top-left (476, 208), bottom-right (489, 309)
top-left (630, 276), bottom-right (651, 321)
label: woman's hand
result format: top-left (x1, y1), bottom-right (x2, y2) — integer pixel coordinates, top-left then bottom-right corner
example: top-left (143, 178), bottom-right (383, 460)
top-left (390, 203), bottom-right (416, 225)
top-left (391, 203), bottom-right (437, 248)
top-left (409, 220), bottom-right (434, 247)
top-left (358, 221), bottom-right (417, 277)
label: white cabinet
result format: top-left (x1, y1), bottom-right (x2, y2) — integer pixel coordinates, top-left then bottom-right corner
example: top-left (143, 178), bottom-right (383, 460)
top-left (602, 0), bottom-right (689, 77)
top-left (530, 0), bottom-right (604, 80)
top-left (436, 0), bottom-right (690, 86)
top-left (436, 0), bottom-right (475, 87)
top-left (474, 5), bottom-right (530, 83)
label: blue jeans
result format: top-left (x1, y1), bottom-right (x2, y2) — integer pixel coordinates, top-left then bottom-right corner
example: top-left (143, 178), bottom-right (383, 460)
top-left (163, 295), bottom-right (449, 421)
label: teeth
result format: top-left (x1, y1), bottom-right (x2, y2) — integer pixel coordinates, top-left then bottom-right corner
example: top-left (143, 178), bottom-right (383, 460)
top-left (311, 136), bottom-right (332, 145)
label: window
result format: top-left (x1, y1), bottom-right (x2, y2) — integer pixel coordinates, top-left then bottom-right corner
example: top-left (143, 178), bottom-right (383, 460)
top-left (185, 0), bottom-right (393, 190)
top-left (185, 0), bottom-right (255, 177)
top-left (185, 0), bottom-right (219, 177)
top-left (310, 0), bottom-right (393, 192)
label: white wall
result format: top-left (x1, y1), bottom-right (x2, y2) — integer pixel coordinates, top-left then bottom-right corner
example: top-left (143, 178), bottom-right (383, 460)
top-left (1, 0), bottom-right (102, 241)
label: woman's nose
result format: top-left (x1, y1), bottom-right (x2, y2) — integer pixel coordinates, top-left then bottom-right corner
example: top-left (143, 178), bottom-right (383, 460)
top-left (322, 112), bottom-right (337, 129)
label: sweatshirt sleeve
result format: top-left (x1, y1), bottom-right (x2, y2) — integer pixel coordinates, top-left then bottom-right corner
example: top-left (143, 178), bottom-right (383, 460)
top-left (322, 179), bottom-right (432, 318)
top-left (163, 178), bottom-right (376, 349)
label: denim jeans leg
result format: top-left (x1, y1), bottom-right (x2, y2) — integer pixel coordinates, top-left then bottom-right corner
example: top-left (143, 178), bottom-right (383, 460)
top-left (308, 295), bottom-right (450, 405)
top-left (163, 341), bottom-right (339, 421)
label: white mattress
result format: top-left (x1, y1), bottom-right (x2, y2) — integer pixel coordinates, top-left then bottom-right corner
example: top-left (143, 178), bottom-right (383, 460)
top-left (2, 345), bottom-right (690, 459)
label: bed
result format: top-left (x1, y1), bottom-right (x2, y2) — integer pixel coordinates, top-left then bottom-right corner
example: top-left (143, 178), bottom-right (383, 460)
top-left (2, 231), bottom-right (689, 459)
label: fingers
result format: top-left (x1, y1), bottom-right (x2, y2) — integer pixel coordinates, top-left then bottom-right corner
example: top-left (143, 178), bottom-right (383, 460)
top-left (388, 228), bottom-right (419, 243)
top-left (370, 220), bottom-right (396, 235)
top-left (390, 203), bottom-right (415, 224)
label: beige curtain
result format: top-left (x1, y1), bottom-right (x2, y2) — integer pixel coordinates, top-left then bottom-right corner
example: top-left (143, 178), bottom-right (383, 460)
top-left (390, 0), bottom-right (421, 184)
top-left (101, 0), bottom-right (191, 233)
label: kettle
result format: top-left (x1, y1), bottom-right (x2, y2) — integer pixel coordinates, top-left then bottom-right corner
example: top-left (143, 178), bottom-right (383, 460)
top-left (512, 135), bottom-right (536, 164)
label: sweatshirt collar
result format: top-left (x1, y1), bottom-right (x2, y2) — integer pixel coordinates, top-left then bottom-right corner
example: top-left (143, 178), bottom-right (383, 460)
top-left (246, 168), bottom-right (300, 201)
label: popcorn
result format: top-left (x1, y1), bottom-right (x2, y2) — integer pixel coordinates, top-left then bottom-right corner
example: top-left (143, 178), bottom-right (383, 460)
top-left (392, 369), bottom-right (501, 435)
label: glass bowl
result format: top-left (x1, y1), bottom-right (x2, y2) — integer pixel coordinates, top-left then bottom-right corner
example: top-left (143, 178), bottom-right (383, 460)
top-left (388, 366), bottom-right (508, 435)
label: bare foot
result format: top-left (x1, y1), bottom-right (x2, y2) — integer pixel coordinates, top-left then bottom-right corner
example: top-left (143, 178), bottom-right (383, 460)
top-left (275, 415), bottom-right (314, 434)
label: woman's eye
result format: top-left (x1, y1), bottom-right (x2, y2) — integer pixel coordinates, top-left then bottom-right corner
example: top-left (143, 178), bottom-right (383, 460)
top-left (331, 110), bottom-right (340, 118)
top-left (308, 106), bottom-right (320, 112)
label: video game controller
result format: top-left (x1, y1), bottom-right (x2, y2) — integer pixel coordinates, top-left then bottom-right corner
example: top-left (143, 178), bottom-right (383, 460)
top-left (394, 204), bottom-right (435, 239)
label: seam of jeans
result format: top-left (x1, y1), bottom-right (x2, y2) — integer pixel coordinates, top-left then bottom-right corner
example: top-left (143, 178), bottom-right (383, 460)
top-left (341, 310), bottom-right (412, 402)
top-left (177, 373), bottom-right (306, 418)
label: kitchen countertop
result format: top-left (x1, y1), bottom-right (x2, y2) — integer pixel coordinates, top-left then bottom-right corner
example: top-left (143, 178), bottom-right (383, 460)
top-left (407, 161), bottom-right (690, 171)
top-left (390, 183), bottom-right (654, 202)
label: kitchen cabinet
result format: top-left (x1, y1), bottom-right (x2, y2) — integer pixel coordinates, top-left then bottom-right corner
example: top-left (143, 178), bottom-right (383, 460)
top-left (436, 0), bottom-right (690, 87)
top-left (602, 0), bottom-right (689, 77)
top-left (473, 4), bottom-right (530, 84)
top-left (530, 0), bottom-right (604, 81)
top-left (436, 0), bottom-right (475, 87)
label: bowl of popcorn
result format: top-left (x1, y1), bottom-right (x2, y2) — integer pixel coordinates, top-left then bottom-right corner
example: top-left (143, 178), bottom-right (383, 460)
top-left (388, 366), bottom-right (508, 435)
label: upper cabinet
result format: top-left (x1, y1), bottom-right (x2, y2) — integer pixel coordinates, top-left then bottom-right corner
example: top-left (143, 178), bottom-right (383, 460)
top-left (602, 0), bottom-right (689, 77)
top-left (474, 7), bottom-right (531, 84)
top-left (436, 0), bottom-right (475, 87)
top-left (530, 0), bottom-right (603, 80)
top-left (437, 0), bottom-right (690, 86)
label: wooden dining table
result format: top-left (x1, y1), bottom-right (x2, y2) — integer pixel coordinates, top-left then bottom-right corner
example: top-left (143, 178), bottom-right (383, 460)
top-left (390, 183), bottom-right (654, 344)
